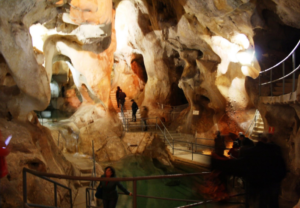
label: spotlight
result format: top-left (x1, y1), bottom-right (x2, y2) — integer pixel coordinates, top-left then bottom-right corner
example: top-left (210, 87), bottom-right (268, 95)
top-left (236, 50), bottom-right (255, 65)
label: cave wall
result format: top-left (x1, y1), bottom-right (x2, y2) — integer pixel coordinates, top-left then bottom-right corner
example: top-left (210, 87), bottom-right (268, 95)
top-left (1, 0), bottom-right (300, 205)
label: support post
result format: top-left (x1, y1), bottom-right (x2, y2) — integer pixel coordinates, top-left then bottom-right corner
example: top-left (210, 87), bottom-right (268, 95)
top-left (293, 52), bottom-right (296, 92)
top-left (92, 140), bottom-right (96, 203)
top-left (133, 180), bottom-right (137, 208)
top-left (270, 69), bottom-right (273, 96)
top-left (283, 62), bottom-right (285, 95)
top-left (259, 75), bottom-right (261, 96)
top-left (54, 184), bottom-right (57, 207)
top-left (57, 131), bottom-right (60, 147)
top-left (192, 144), bottom-right (193, 161)
top-left (69, 189), bottom-right (73, 208)
top-left (23, 169), bottom-right (27, 208)
top-left (173, 137), bottom-right (174, 155)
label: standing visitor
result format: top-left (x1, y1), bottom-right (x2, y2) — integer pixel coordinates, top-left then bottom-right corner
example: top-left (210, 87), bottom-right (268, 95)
top-left (116, 86), bottom-right (122, 108)
top-left (214, 131), bottom-right (226, 157)
top-left (131, 99), bottom-right (138, 122)
top-left (95, 166), bottom-right (132, 208)
top-left (0, 131), bottom-right (10, 207)
top-left (118, 90), bottom-right (127, 111)
top-left (140, 106), bottom-right (148, 131)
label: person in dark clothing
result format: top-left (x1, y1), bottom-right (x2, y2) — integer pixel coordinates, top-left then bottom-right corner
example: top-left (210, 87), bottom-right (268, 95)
top-left (96, 166), bottom-right (132, 208)
top-left (239, 137), bottom-right (255, 158)
top-left (118, 90), bottom-right (126, 111)
top-left (234, 132), bottom-right (244, 147)
top-left (140, 106), bottom-right (148, 131)
top-left (214, 131), bottom-right (226, 157)
top-left (228, 141), bottom-right (240, 159)
top-left (212, 136), bottom-right (286, 208)
top-left (131, 99), bottom-right (138, 122)
top-left (116, 87), bottom-right (122, 108)
top-left (61, 85), bottom-right (65, 98)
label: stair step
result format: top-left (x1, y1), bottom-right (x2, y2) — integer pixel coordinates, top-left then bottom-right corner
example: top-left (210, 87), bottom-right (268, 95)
top-left (274, 86), bottom-right (293, 93)
top-left (80, 168), bottom-right (93, 174)
top-left (80, 181), bottom-right (91, 186)
top-left (253, 127), bottom-right (264, 131)
top-left (81, 172), bottom-right (93, 177)
top-left (254, 123), bottom-right (264, 127)
top-left (275, 81), bottom-right (294, 87)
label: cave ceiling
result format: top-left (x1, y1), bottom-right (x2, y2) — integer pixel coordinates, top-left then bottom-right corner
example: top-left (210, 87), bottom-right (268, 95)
top-left (0, 0), bottom-right (299, 133)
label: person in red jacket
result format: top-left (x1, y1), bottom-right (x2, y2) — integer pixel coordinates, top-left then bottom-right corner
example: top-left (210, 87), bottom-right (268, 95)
top-left (0, 131), bottom-right (10, 178)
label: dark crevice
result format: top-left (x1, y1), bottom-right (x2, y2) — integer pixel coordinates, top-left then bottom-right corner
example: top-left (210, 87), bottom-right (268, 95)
top-left (131, 54), bottom-right (148, 83)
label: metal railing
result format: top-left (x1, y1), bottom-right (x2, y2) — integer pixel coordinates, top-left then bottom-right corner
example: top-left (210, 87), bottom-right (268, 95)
top-left (245, 110), bottom-right (258, 137)
top-left (22, 167), bottom-right (209, 208)
top-left (121, 117), bottom-right (227, 160)
top-left (23, 168), bottom-right (73, 208)
top-left (259, 39), bottom-right (300, 97)
top-left (86, 188), bottom-right (210, 208)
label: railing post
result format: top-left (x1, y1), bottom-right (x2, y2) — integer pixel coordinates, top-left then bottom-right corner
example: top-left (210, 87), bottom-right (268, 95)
top-left (173, 137), bottom-right (174, 155)
top-left (282, 62), bottom-right (285, 95)
top-left (86, 188), bottom-right (89, 208)
top-left (270, 69), bottom-right (273, 96)
top-left (293, 52), bottom-right (296, 92)
top-left (92, 140), bottom-right (96, 204)
top-left (69, 189), bottom-right (73, 208)
top-left (57, 131), bottom-right (60, 147)
top-left (23, 169), bottom-right (27, 207)
top-left (259, 75), bottom-right (261, 96)
top-left (54, 184), bottom-right (57, 207)
top-left (133, 180), bottom-right (137, 208)
top-left (192, 144), bottom-right (193, 161)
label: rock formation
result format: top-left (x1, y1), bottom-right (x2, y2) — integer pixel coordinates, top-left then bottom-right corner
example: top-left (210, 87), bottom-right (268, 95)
top-left (1, 0), bottom-right (300, 206)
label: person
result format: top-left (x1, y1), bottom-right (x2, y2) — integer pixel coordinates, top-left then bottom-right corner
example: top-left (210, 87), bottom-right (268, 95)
top-left (234, 132), bottom-right (244, 147)
top-left (214, 131), bottom-right (226, 157)
top-left (239, 137), bottom-right (255, 158)
top-left (212, 135), bottom-right (286, 208)
top-left (0, 131), bottom-right (10, 207)
top-left (140, 106), bottom-right (148, 131)
top-left (118, 90), bottom-right (127, 111)
top-left (0, 131), bottom-right (10, 179)
top-left (96, 166), bottom-right (132, 208)
top-left (116, 87), bottom-right (122, 108)
top-left (228, 141), bottom-right (240, 159)
top-left (131, 99), bottom-right (138, 122)
top-left (61, 85), bottom-right (65, 98)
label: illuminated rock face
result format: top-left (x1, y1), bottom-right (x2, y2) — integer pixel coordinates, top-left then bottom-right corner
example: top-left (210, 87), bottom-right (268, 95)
top-left (1, 0), bottom-right (300, 205)
top-left (113, 0), bottom-right (260, 135)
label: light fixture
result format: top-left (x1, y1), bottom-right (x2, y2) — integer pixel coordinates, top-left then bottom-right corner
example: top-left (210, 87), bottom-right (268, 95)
top-left (236, 49), bottom-right (255, 66)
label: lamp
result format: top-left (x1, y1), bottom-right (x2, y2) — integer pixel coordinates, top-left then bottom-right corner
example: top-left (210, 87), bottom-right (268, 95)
top-left (236, 49), bottom-right (255, 65)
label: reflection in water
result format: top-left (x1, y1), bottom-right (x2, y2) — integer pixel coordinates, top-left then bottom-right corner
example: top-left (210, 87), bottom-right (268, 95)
top-left (99, 156), bottom-right (205, 208)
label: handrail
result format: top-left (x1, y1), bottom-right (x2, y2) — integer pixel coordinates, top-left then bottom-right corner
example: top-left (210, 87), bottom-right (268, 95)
top-left (86, 188), bottom-right (204, 204)
top-left (157, 117), bottom-right (175, 143)
top-left (156, 124), bottom-right (173, 147)
top-left (258, 39), bottom-right (300, 98)
top-left (245, 110), bottom-right (257, 136)
top-left (176, 193), bottom-right (246, 208)
top-left (23, 168), bottom-right (209, 208)
top-left (260, 63), bottom-right (300, 85)
top-left (23, 168), bottom-right (209, 181)
top-left (176, 200), bottom-right (212, 208)
top-left (260, 39), bottom-right (300, 73)
top-left (23, 168), bottom-right (73, 208)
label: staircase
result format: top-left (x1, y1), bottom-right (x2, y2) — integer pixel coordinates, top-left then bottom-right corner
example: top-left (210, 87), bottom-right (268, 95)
top-left (249, 111), bottom-right (264, 140)
top-left (110, 91), bottom-right (133, 113)
top-left (260, 76), bottom-right (299, 105)
top-left (79, 168), bottom-right (94, 186)
top-left (273, 78), bottom-right (295, 96)
top-left (258, 39), bottom-right (300, 105)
